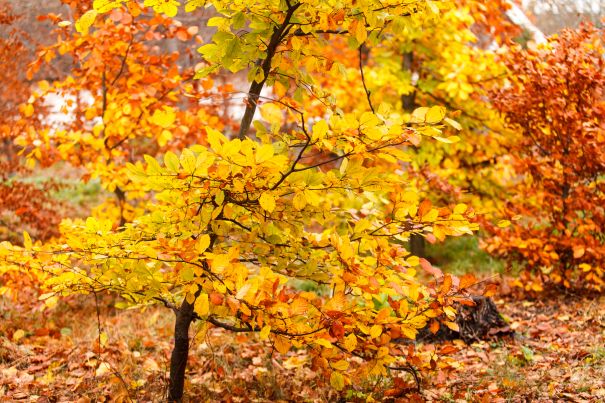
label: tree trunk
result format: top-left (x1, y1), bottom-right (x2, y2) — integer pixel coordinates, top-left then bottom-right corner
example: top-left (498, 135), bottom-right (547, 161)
top-left (401, 51), bottom-right (426, 259)
top-left (168, 299), bottom-right (195, 402)
top-left (409, 233), bottom-right (426, 258)
top-left (417, 296), bottom-right (511, 343)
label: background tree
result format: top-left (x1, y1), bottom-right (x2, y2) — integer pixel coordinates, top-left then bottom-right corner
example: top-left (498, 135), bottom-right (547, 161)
top-left (485, 23), bottom-right (605, 291)
top-left (18, 1), bottom-right (233, 227)
top-left (345, 0), bottom-right (517, 257)
top-left (0, 0), bottom-right (64, 245)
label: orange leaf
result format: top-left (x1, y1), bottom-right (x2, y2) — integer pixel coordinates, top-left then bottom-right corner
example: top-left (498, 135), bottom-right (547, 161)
top-left (440, 274), bottom-right (453, 295)
top-left (458, 274), bottom-right (476, 290)
top-left (573, 245), bottom-right (585, 259)
top-left (483, 283), bottom-right (499, 297)
top-left (420, 258), bottom-right (443, 278)
top-left (417, 199), bottom-right (432, 219)
top-left (429, 320), bottom-right (440, 334)
top-left (439, 345), bottom-right (458, 355)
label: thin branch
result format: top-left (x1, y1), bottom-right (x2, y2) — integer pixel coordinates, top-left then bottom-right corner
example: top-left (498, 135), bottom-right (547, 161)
top-left (359, 44), bottom-right (375, 114)
top-left (292, 28), bottom-right (349, 36)
top-left (206, 315), bottom-right (327, 337)
top-left (110, 35), bottom-right (134, 87)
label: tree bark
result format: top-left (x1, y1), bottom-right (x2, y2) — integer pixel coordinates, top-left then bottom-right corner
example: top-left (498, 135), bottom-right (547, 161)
top-left (409, 233), bottom-right (426, 259)
top-left (417, 296), bottom-right (511, 343)
top-left (401, 51), bottom-right (426, 258)
top-left (168, 299), bottom-right (195, 402)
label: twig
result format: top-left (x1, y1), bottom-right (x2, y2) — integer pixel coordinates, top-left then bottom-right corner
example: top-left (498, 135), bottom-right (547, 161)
top-left (359, 44), bottom-right (375, 114)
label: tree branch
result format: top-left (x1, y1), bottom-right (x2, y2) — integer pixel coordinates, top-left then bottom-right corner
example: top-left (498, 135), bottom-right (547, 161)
top-left (359, 44), bottom-right (375, 114)
top-left (237, 3), bottom-right (301, 139)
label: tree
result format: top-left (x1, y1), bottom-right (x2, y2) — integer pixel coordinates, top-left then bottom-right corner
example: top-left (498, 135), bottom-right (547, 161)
top-left (0, 0), bottom-right (64, 245)
top-left (352, 0), bottom-right (517, 256)
top-left (2, 1), bottom-right (484, 400)
top-left (18, 1), bottom-right (232, 228)
top-left (485, 24), bottom-right (605, 291)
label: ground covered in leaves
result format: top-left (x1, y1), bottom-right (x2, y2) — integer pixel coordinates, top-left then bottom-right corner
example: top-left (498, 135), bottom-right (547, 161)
top-left (1, 287), bottom-right (604, 402)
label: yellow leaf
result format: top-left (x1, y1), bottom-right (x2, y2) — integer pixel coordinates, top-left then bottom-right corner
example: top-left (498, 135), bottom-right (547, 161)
top-left (100, 332), bottom-right (108, 348)
top-left (422, 208), bottom-right (439, 222)
top-left (401, 326), bottom-right (417, 339)
top-left (158, 130), bottom-right (173, 147)
top-left (283, 356), bottom-right (307, 369)
top-left (260, 325), bottom-right (271, 340)
top-left (312, 120), bottom-right (329, 140)
top-left (75, 10), bottom-right (97, 35)
top-left (95, 362), bottom-right (111, 377)
top-left (164, 151), bottom-right (180, 172)
top-left (196, 234), bottom-right (211, 253)
top-left (293, 192), bottom-right (307, 210)
top-left (180, 148), bottom-right (196, 173)
top-left (433, 135), bottom-right (461, 143)
top-left (210, 254), bottom-right (229, 274)
top-left (44, 296), bottom-right (59, 309)
top-left (410, 107), bottom-right (429, 123)
top-left (206, 127), bottom-right (225, 153)
top-left (235, 283), bottom-right (251, 300)
top-left (260, 103), bottom-right (283, 126)
top-left (315, 338), bottom-right (333, 349)
top-left (13, 329), bottom-right (26, 342)
top-left (444, 321), bottom-right (459, 332)
top-left (443, 306), bottom-right (457, 320)
top-left (343, 334), bottom-right (357, 352)
top-left (453, 203), bottom-right (467, 215)
top-left (255, 144), bottom-right (274, 164)
top-left (497, 220), bottom-right (511, 228)
top-left (272, 335), bottom-right (291, 354)
top-left (194, 294), bottom-right (209, 316)
top-left (330, 371), bottom-right (345, 391)
top-left (151, 107), bottom-right (176, 129)
top-left (370, 324), bottom-right (382, 339)
top-left (331, 360), bottom-right (349, 371)
top-left (23, 103), bottom-right (34, 117)
top-left (23, 231), bottom-right (32, 249)
top-left (444, 117), bottom-right (462, 130)
top-left (259, 192), bottom-right (276, 213)
top-left (377, 346), bottom-right (389, 358)
top-left (355, 20), bottom-right (367, 43)
top-left (426, 106), bottom-right (446, 124)
top-left (222, 139), bottom-right (242, 157)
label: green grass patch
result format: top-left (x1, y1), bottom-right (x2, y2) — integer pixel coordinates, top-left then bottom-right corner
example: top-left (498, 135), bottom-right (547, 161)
top-left (425, 235), bottom-right (505, 276)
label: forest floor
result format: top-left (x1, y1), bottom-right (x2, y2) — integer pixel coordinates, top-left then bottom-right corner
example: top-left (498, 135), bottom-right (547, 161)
top-left (1, 286), bottom-right (604, 402)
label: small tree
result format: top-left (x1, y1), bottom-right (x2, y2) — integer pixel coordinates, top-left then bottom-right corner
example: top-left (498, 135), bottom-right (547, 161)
top-left (486, 24), bottom-right (605, 291)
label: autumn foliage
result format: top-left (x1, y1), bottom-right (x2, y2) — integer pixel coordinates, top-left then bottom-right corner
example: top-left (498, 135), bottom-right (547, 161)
top-left (486, 24), bottom-right (605, 291)
top-left (1, 0), bottom-right (605, 401)
top-left (0, 1), bottom-right (64, 244)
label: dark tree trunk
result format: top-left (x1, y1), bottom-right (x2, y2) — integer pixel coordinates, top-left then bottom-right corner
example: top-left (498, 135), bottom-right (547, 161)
top-left (418, 296), bottom-right (511, 343)
top-left (168, 299), bottom-right (195, 402)
top-left (409, 233), bottom-right (426, 258)
top-left (401, 51), bottom-right (426, 259)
